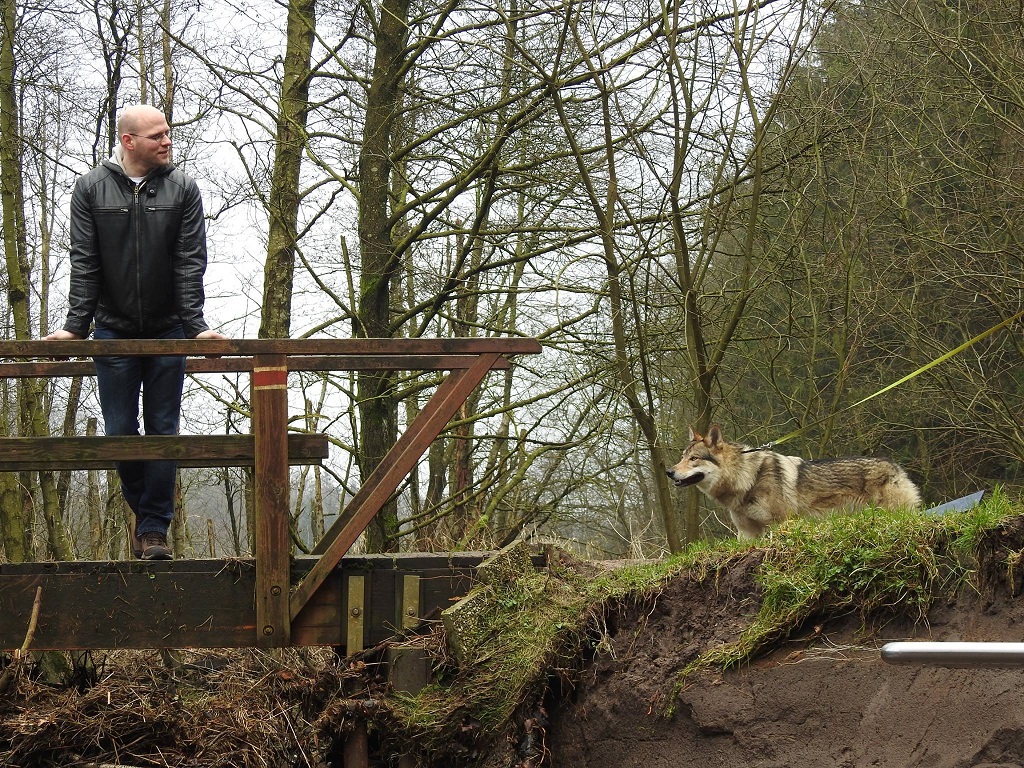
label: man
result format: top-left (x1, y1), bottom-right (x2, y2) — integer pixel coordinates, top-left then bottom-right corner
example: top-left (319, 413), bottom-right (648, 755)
top-left (44, 104), bottom-right (226, 560)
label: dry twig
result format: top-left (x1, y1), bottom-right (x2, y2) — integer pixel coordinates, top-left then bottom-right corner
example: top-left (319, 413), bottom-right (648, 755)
top-left (0, 586), bottom-right (42, 694)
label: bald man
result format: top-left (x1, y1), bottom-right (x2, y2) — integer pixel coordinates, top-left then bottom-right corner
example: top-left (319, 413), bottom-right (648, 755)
top-left (45, 104), bottom-right (226, 560)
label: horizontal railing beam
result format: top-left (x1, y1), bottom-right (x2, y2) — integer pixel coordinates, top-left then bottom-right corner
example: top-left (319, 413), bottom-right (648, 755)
top-left (0, 337), bottom-right (542, 359)
top-left (0, 433), bottom-right (329, 470)
top-left (0, 354), bottom-right (513, 378)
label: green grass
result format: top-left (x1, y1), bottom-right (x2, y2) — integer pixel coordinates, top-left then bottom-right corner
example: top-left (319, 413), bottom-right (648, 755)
top-left (674, 490), bottom-right (1018, 691)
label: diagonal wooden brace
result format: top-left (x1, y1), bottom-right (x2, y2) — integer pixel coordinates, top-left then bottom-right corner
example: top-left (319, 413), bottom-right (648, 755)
top-left (290, 352), bottom-right (501, 621)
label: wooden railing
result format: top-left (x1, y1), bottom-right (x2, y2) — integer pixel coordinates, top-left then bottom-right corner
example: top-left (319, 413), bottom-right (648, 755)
top-left (0, 337), bottom-right (541, 649)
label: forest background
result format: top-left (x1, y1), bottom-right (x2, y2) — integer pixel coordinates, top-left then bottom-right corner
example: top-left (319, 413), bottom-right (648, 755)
top-left (1, 0), bottom-right (1022, 564)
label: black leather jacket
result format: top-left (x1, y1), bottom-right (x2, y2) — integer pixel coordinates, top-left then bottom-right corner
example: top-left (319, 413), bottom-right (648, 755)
top-left (63, 157), bottom-right (212, 338)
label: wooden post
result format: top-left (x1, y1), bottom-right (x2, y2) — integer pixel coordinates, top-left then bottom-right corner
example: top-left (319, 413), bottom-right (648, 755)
top-left (343, 720), bottom-right (369, 767)
top-left (387, 641), bottom-right (432, 695)
top-left (401, 574), bottom-right (419, 629)
top-left (252, 353), bottom-right (291, 646)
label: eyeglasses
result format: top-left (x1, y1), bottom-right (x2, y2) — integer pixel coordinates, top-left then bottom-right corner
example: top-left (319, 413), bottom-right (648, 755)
top-left (128, 130), bottom-right (172, 142)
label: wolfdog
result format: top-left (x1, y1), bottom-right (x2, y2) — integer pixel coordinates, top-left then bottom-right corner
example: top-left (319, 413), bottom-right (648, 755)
top-left (666, 424), bottom-right (922, 539)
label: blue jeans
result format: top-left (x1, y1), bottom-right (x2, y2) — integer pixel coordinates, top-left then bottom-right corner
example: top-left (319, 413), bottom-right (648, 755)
top-left (93, 325), bottom-right (186, 536)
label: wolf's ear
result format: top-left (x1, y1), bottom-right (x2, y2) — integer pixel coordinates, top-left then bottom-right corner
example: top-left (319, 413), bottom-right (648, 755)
top-left (706, 423), bottom-right (723, 447)
top-left (688, 425), bottom-right (703, 442)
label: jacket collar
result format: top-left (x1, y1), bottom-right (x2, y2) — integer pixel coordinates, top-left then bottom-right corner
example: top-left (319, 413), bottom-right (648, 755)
top-left (103, 145), bottom-right (175, 181)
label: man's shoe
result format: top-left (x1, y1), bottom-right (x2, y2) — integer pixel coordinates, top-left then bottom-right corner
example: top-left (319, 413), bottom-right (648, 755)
top-left (139, 531), bottom-right (173, 561)
top-left (129, 523), bottom-right (143, 559)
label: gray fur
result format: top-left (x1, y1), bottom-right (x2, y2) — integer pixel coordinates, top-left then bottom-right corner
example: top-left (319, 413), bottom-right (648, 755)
top-left (666, 424), bottom-right (922, 539)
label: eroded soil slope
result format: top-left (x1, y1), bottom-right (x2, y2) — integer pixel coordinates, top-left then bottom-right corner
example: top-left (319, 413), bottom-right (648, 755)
top-left (542, 520), bottom-right (1024, 768)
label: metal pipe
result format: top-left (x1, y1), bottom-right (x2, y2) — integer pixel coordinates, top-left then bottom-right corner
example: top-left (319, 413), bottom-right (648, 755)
top-left (881, 641), bottom-right (1024, 667)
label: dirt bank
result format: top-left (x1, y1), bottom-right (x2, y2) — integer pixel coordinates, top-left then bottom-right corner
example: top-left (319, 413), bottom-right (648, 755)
top-left (540, 518), bottom-right (1024, 768)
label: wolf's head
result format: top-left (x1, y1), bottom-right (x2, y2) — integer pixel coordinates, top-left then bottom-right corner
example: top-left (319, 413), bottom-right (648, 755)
top-left (665, 424), bottom-right (731, 490)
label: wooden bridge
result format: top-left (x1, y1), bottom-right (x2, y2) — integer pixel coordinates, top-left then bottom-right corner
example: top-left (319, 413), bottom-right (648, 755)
top-left (0, 337), bottom-right (541, 653)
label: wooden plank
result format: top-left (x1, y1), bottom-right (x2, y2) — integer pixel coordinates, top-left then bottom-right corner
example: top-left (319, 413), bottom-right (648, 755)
top-left (0, 552), bottom-right (520, 576)
top-left (295, 551), bottom-right (545, 571)
top-left (368, 570), bottom-right (399, 646)
top-left (420, 569), bottom-right (477, 619)
top-left (0, 358), bottom-right (253, 378)
top-left (289, 560), bottom-right (343, 646)
top-left (286, 355), bottom-right (512, 372)
top-left (0, 355), bottom-right (512, 378)
top-left (0, 337), bottom-right (543, 359)
top-left (0, 434), bottom-right (328, 470)
top-left (0, 560), bottom-right (416, 650)
top-left (0, 560), bottom-right (261, 649)
top-left (0, 553), bottom-right (543, 650)
top-left (290, 354), bottom-right (502, 621)
top-left (252, 353), bottom-right (291, 647)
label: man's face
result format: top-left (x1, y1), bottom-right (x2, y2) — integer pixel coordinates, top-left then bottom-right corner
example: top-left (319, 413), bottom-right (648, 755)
top-left (123, 112), bottom-right (172, 173)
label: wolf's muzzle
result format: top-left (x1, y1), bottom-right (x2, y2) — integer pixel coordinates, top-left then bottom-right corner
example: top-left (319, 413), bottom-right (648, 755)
top-left (668, 471), bottom-right (704, 487)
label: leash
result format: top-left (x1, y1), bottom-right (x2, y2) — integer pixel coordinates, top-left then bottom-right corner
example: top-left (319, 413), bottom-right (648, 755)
top-left (741, 307), bottom-right (1024, 454)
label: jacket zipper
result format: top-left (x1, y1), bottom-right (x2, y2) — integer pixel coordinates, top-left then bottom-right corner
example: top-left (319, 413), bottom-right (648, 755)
top-left (134, 182), bottom-right (144, 330)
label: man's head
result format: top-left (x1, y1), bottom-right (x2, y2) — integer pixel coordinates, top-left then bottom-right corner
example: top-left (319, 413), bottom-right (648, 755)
top-left (117, 105), bottom-right (172, 176)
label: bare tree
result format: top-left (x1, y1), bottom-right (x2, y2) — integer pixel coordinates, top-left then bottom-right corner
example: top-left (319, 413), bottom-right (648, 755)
top-left (259, 0), bottom-right (315, 339)
top-left (0, 0), bottom-right (73, 560)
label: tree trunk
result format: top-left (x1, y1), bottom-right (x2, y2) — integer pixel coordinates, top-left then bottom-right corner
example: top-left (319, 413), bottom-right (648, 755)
top-left (305, 394), bottom-right (326, 544)
top-left (546, 22), bottom-right (683, 552)
top-left (259, 0), bottom-right (315, 339)
top-left (0, 0), bottom-right (29, 562)
top-left (355, 0), bottom-right (410, 553)
top-left (170, 474), bottom-right (189, 556)
top-left (224, 467), bottom-right (242, 556)
top-left (106, 469), bottom-right (128, 559)
top-left (160, 0), bottom-right (174, 113)
top-left (0, 367), bottom-right (26, 560)
top-left (92, 0), bottom-right (127, 163)
top-left (136, 0), bottom-right (148, 103)
top-left (244, 465), bottom-right (255, 554)
top-left (1, 0), bottom-right (71, 560)
top-left (448, 231), bottom-right (482, 541)
top-left (55, 376), bottom-right (83, 525)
